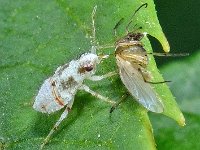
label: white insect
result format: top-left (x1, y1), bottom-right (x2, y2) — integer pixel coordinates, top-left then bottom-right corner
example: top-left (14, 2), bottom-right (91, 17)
top-left (33, 6), bottom-right (116, 149)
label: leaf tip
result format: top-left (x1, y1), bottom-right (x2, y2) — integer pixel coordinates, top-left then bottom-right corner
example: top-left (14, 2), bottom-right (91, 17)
top-left (178, 113), bottom-right (186, 126)
top-left (161, 37), bottom-right (170, 53)
top-left (151, 30), bottom-right (170, 52)
top-left (156, 33), bottom-right (170, 53)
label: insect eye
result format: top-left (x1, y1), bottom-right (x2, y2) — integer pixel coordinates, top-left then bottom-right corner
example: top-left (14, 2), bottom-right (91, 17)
top-left (85, 66), bottom-right (93, 72)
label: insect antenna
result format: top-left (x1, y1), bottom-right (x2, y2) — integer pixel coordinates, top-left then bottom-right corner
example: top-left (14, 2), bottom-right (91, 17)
top-left (113, 18), bottom-right (125, 37)
top-left (90, 6), bottom-right (115, 53)
top-left (126, 3), bottom-right (148, 33)
top-left (90, 5), bottom-right (97, 54)
top-left (127, 25), bottom-right (143, 35)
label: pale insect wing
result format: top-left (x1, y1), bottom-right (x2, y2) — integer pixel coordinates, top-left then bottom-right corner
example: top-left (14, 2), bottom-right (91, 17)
top-left (116, 57), bottom-right (164, 113)
top-left (33, 78), bottom-right (65, 114)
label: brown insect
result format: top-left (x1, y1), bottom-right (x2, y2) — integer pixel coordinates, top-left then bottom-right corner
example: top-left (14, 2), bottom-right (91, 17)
top-left (111, 3), bottom-right (189, 113)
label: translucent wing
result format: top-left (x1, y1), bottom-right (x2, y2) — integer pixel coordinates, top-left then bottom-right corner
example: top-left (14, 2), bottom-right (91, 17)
top-left (116, 56), bottom-right (164, 113)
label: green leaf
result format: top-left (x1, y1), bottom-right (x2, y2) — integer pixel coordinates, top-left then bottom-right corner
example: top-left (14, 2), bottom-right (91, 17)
top-left (142, 38), bottom-right (185, 126)
top-left (0, 0), bottom-right (183, 149)
top-left (150, 51), bottom-right (200, 149)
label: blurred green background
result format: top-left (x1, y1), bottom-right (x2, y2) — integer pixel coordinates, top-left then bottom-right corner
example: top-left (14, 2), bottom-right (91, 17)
top-left (153, 0), bottom-right (200, 65)
top-left (151, 1), bottom-right (200, 149)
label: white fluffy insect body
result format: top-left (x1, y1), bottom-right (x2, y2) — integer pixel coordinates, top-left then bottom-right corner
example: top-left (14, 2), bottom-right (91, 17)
top-left (34, 52), bottom-right (115, 149)
top-left (33, 53), bottom-right (100, 114)
top-left (34, 6), bottom-right (116, 149)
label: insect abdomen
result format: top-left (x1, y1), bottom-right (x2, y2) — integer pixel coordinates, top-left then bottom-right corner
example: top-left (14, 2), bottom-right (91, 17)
top-left (33, 78), bottom-right (66, 114)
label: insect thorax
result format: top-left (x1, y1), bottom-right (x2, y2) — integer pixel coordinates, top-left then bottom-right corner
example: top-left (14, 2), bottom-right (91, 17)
top-left (115, 40), bottom-right (148, 68)
top-left (116, 32), bottom-right (144, 44)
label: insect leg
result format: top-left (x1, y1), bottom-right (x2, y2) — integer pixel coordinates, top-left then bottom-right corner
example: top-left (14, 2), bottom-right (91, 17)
top-left (88, 71), bottom-right (117, 81)
top-left (138, 68), bottom-right (171, 84)
top-left (40, 105), bottom-right (72, 149)
top-left (80, 84), bottom-right (116, 104)
top-left (110, 92), bottom-right (129, 113)
top-left (97, 44), bottom-right (115, 50)
top-left (147, 52), bottom-right (189, 57)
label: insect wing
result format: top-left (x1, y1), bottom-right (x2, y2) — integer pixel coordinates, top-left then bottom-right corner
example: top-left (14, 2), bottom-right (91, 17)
top-left (116, 56), bottom-right (164, 113)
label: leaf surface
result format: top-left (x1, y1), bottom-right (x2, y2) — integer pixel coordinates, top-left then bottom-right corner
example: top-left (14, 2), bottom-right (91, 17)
top-left (0, 0), bottom-right (183, 149)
